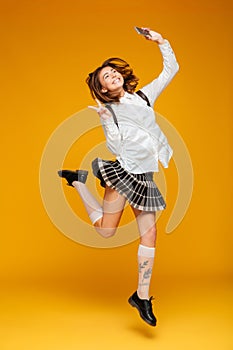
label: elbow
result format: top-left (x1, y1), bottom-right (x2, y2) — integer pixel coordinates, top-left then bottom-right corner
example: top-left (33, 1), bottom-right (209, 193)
top-left (166, 61), bottom-right (180, 81)
top-left (170, 62), bottom-right (180, 80)
top-left (106, 136), bottom-right (121, 156)
top-left (173, 61), bottom-right (179, 75)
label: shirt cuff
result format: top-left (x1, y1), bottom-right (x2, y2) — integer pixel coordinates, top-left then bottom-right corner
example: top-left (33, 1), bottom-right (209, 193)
top-left (158, 39), bottom-right (169, 48)
top-left (158, 39), bottom-right (175, 57)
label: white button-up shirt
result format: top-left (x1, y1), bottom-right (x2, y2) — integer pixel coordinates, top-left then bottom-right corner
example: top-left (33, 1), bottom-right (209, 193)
top-left (101, 39), bottom-right (179, 174)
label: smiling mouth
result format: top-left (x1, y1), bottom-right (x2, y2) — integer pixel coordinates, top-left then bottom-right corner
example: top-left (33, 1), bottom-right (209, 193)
top-left (113, 78), bottom-right (120, 84)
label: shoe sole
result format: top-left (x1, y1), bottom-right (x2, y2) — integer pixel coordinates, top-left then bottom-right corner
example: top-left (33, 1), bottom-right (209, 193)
top-left (128, 296), bottom-right (156, 327)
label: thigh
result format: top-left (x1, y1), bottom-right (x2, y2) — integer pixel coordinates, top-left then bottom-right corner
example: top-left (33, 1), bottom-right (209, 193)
top-left (131, 207), bottom-right (156, 225)
top-left (131, 206), bottom-right (156, 241)
top-left (101, 185), bottom-right (126, 228)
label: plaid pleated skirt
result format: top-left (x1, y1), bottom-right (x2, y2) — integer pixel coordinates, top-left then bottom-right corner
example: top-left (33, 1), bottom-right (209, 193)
top-left (92, 157), bottom-right (166, 212)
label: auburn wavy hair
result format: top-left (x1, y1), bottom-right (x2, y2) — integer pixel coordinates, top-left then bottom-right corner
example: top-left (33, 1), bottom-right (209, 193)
top-left (86, 57), bottom-right (139, 103)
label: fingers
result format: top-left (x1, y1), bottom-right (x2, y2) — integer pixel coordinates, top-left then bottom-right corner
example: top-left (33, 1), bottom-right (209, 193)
top-left (88, 99), bottom-right (109, 117)
top-left (95, 98), bottom-right (102, 107)
top-left (88, 101), bottom-right (112, 120)
top-left (88, 98), bottom-right (103, 111)
top-left (88, 105), bottom-right (99, 111)
top-left (141, 27), bottom-right (151, 37)
top-left (142, 27), bottom-right (150, 32)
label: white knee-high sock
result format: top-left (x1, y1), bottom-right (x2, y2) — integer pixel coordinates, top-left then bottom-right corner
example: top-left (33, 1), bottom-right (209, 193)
top-left (137, 244), bottom-right (155, 300)
top-left (73, 181), bottom-right (103, 224)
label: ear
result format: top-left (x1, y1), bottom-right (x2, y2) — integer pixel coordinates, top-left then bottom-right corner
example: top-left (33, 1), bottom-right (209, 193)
top-left (101, 88), bottom-right (108, 93)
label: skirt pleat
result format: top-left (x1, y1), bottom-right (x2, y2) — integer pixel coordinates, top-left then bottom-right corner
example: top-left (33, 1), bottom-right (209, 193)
top-left (92, 157), bottom-right (166, 212)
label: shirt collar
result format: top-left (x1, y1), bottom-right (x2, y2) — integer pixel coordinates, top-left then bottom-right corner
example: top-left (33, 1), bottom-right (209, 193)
top-left (120, 91), bottom-right (135, 102)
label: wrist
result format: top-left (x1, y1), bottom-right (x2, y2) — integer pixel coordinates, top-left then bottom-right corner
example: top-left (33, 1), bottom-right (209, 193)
top-left (150, 33), bottom-right (165, 44)
top-left (157, 37), bottom-right (165, 45)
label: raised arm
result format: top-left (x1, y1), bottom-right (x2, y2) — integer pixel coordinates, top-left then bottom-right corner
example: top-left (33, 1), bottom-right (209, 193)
top-left (139, 29), bottom-right (179, 107)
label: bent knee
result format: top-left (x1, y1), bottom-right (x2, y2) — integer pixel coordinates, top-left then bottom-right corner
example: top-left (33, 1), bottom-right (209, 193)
top-left (102, 229), bottom-right (116, 238)
top-left (94, 224), bottom-right (117, 238)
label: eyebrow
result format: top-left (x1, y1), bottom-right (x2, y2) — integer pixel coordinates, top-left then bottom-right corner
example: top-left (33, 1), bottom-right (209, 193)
top-left (103, 68), bottom-right (114, 79)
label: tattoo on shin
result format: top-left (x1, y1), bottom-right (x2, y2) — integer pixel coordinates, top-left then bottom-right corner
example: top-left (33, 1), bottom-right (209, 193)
top-left (142, 267), bottom-right (152, 283)
top-left (139, 260), bottom-right (149, 273)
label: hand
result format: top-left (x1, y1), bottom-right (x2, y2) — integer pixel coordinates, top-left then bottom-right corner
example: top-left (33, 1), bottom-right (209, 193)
top-left (88, 99), bottom-right (112, 120)
top-left (142, 27), bottom-right (165, 44)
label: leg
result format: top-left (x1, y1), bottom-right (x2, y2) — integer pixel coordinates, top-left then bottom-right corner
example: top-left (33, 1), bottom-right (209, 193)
top-left (58, 169), bottom-right (126, 238)
top-left (131, 207), bottom-right (157, 300)
top-left (73, 181), bottom-right (126, 238)
top-left (132, 208), bottom-right (157, 248)
top-left (128, 207), bottom-right (157, 326)
top-left (94, 185), bottom-right (126, 238)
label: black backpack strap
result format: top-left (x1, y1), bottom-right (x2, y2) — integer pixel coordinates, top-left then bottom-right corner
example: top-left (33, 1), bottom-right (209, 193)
top-left (105, 104), bottom-right (119, 128)
top-left (136, 90), bottom-right (151, 107)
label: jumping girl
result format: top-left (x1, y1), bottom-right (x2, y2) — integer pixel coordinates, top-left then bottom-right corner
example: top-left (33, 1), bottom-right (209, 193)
top-left (58, 28), bottom-right (179, 327)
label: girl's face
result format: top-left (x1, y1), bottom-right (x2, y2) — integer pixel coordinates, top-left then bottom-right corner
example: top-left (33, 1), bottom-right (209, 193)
top-left (98, 66), bottom-right (124, 96)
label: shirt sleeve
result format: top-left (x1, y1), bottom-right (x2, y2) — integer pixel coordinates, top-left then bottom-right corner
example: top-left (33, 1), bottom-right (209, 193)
top-left (100, 117), bottom-right (122, 156)
top-left (140, 39), bottom-right (179, 107)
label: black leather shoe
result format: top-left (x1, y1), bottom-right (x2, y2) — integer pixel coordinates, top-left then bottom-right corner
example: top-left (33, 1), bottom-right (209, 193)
top-left (57, 169), bottom-right (88, 186)
top-left (128, 291), bottom-right (157, 327)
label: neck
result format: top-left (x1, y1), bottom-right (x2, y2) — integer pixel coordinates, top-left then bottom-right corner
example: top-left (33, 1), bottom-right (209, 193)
top-left (119, 89), bottom-right (125, 97)
top-left (110, 88), bottom-right (125, 99)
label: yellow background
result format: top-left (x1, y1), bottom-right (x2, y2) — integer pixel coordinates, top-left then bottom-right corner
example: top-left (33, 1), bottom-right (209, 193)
top-left (0, 0), bottom-right (232, 349)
